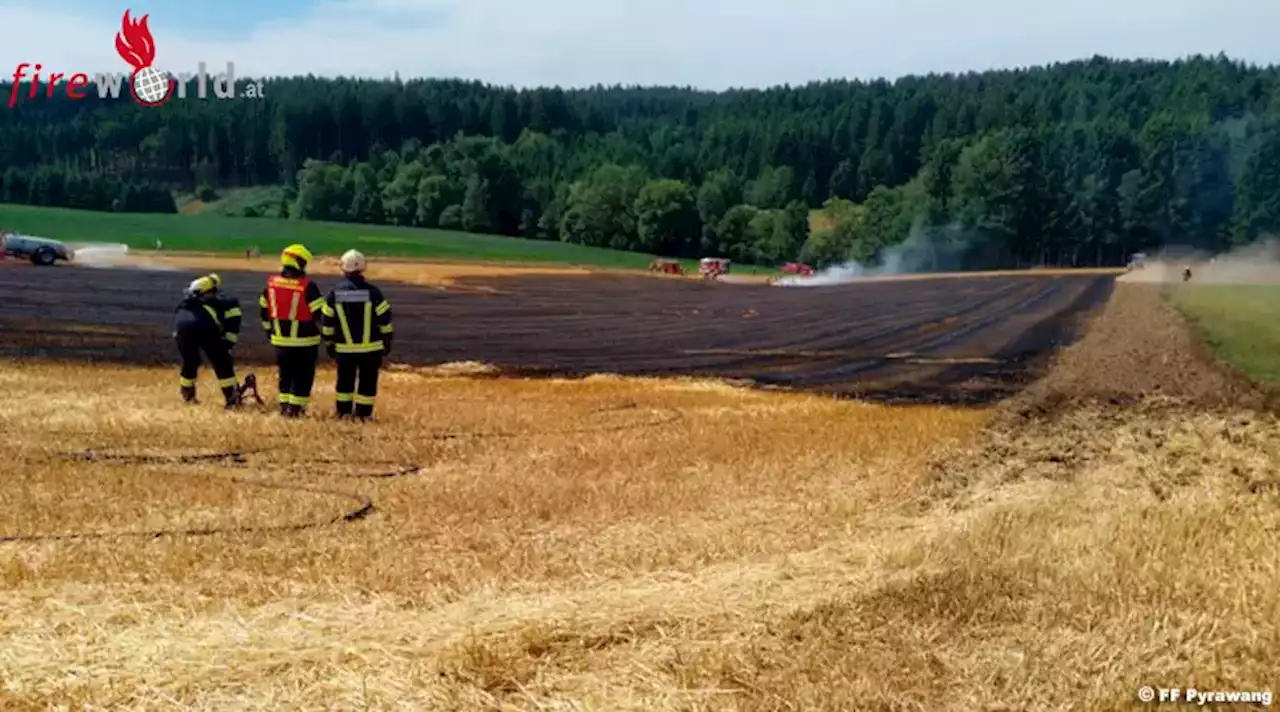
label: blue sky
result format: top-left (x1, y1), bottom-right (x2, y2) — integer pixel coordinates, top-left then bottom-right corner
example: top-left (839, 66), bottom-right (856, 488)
top-left (41, 0), bottom-right (317, 39)
top-left (3, 0), bottom-right (1280, 89)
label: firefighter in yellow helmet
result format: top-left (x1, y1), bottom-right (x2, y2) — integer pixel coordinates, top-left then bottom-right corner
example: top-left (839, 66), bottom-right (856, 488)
top-left (172, 273), bottom-right (242, 408)
top-left (321, 249), bottom-right (394, 420)
top-left (259, 244), bottom-right (326, 417)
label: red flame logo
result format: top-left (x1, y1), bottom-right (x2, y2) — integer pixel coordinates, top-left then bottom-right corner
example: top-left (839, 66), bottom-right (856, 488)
top-left (115, 10), bottom-right (156, 70)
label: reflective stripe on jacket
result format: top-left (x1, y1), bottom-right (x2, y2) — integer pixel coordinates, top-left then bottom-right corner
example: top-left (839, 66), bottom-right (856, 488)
top-left (259, 272), bottom-right (325, 347)
top-left (321, 276), bottom-right (393, 354)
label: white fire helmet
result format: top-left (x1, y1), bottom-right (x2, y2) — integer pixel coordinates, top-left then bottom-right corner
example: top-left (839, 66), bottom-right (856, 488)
top-left (340, 249), bottom-right (366, 274)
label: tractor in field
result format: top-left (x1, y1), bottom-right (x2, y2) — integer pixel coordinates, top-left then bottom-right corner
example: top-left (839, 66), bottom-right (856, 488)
top-left (1, 231), bottom-right (75, 265)
top-left (649, 258), bottom-right (684, 275)
top-left (699, 257), bottom-right (730, 280)
top-left (780, 262), bottom-right (815, 276)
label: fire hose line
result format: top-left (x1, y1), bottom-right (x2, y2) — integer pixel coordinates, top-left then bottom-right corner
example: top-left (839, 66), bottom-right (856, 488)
top-left (0, 468), bottom-right (373, 544)
top-left (64, 450), bottom-right (427, 480)
top-left (60, 407), bottom-right (684, 471)
top-left (64, 450), bottom-right (262, 465)
top-left (1, 406), bottom-right (686, 543)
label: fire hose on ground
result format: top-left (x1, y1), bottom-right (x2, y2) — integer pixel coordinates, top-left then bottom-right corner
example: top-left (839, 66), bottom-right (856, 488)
top-left (0, 404), bottom-right (685, 543)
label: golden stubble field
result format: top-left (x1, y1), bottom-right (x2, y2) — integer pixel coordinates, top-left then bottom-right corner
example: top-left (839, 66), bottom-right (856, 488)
top-left (0, 361), bottom-right (986, 710)
top-left (1, 281), bottom-right (1278, 710)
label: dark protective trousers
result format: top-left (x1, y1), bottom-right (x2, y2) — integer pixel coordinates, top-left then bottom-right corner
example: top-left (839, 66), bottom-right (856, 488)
top-left (335, 353), bottom-right (382, 418)
top-left (275, 345), bottom-right (319, 415)
top-left (175, 330), bottom-right (238, 404)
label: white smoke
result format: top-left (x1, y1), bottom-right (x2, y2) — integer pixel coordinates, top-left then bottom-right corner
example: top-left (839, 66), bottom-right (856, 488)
top-left (776, 261), bottom-right (874, 286)
top-left (777, 221), bottom-right (970, 287)
top-left (1121, 236), bottom-right (1280, 285)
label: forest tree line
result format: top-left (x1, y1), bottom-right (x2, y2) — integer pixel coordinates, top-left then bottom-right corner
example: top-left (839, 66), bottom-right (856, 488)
top-left (3, 54), bottom-right (1280, 267)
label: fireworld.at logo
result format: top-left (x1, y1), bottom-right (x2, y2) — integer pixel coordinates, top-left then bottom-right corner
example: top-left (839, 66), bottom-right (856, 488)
top-left (116, 9), bottom-right (172, 105)
top-left (8, 8), bottom-right (264, 108)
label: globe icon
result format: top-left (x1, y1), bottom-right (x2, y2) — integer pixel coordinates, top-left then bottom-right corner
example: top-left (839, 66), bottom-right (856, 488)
top-left (131, 66), bottom-right (171, 104)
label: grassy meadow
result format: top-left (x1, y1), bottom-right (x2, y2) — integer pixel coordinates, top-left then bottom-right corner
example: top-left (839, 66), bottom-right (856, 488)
top-left (1171, 283), bottom-right (1280, 387)
top-left (0, 202), bottom-right (677, 270)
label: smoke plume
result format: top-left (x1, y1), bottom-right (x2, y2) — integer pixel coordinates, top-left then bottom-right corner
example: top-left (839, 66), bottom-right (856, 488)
top-left (777, 221), bottom-right (972, 286)
top-left (1121, 237), bottom-right (1280, 285)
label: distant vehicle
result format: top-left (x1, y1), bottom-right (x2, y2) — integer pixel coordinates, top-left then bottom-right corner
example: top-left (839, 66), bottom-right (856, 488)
top-left (648, 258), bottom-right (684, 275)
top-left (780, 262), bottom-right (815, 276)
top-left (699, 257), bottom-right (730, 280)
top-left (1127, 252), bottom-right (1147, 271)
top-left (0, 232), bottom-right (74, 265)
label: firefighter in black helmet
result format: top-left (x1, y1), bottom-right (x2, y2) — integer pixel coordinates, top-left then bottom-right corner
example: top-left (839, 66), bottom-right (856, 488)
top-left (172, 273), bottom-right (243, 408)
top-left (321, 249), bottom-right (393, 420)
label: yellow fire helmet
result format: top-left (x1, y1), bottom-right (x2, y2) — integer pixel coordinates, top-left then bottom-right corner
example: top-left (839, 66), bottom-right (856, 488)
top-left (186, 273), bottom-right (220, 296)
top-left (280, 244), bottom-right (313, 271)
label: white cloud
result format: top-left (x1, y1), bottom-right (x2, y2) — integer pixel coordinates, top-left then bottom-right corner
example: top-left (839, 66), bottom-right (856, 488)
top-left (2, 0), bottom-right (1279, 89)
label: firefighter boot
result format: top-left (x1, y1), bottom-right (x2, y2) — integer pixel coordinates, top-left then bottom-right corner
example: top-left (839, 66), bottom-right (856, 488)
top-left (336, 398), bottom-right (354, 420)
top-left (181, 385), bottom-right (198, 404)
top-left (222, 386), bottom-right (241, 410)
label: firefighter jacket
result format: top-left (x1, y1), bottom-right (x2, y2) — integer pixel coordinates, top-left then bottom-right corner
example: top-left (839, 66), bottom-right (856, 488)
top-left (259, 267), bottom-right (326, 347)
top-left (320, 275), bottom-right (394, 354)
top-left (173, 292), bottom-right (243, 345)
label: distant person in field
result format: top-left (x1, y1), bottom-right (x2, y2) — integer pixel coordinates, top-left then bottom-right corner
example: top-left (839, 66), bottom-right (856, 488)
top-left (321, 250), bottom-right (394, 420)
top-left (259, 244), bottom-right (326, 417)
top-left (172, 273), bottom-right (243, 409)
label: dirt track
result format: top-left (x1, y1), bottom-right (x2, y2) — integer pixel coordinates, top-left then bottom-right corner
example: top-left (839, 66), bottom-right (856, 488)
top-left (0, 263), bottom-right (1114, 404)
top-left (1009, 281), bottom-right (1272, 414)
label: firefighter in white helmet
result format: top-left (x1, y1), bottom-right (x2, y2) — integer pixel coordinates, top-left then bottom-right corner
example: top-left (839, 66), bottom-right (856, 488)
top-left (320, 249), bottom-right (394, 420)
